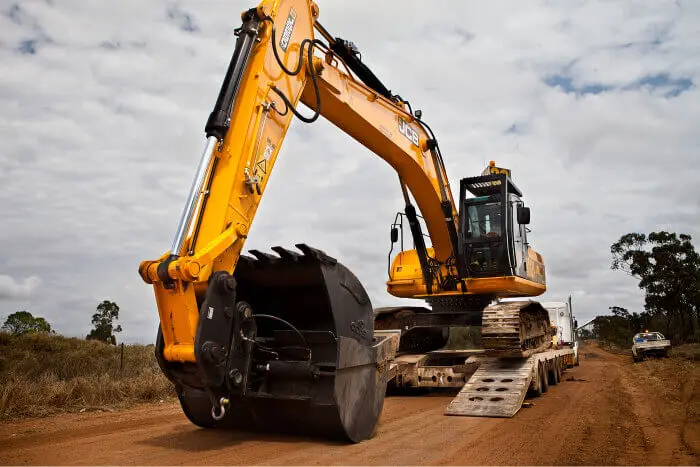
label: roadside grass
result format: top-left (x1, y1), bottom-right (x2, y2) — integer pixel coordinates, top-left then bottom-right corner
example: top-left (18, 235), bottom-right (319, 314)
top-left (0, 331), bottom-right (175, 419)
top-left (594, 338), bottom-right (700, 362)
top-left (672, 343), bottom-right (700, 361)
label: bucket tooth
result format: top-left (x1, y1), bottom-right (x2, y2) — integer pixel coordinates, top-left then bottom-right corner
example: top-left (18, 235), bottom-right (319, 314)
top-left (271, 246), bottom-right (302, 261)
top-left (295, 243), bottom-right (337, 265)
top-left (237, 254), bottom-right (257, 267)
top-left (249, 250), bottom-right (278, 263)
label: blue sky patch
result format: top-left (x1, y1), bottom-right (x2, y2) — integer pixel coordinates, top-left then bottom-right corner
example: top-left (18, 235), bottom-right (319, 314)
top-left (17, 39), bottom-right (37, 55)
top-left (630, 73), bottom-right (693, 97)
top-left (544, 71), bottom-right (692, 98)
top-left (543, 74), bottom-right (614, 95)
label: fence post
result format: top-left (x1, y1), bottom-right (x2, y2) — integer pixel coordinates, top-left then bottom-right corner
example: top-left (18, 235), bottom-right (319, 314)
top-left (120, 342), bottom-right (124, 373)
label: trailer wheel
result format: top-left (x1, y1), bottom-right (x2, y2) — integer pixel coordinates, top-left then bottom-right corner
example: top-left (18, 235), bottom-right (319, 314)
top-left (527, 367), bottom-right (543, 398)
top-left (540, 362), bottom-right (549, 393)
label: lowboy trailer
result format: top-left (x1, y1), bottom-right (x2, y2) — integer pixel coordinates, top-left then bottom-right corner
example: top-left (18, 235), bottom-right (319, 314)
top-left (376, 299), bottom-right (580, 418)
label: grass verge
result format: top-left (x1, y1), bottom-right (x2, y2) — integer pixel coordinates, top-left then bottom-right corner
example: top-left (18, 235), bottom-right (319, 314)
top-left (672, 343), bottom-right (700, 361)
top-left (0, 331), bottom-right (175, 419)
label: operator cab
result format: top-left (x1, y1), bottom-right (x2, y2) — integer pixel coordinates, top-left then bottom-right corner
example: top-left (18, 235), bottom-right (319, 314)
top-left (458, 162), bottom-right (534, 280)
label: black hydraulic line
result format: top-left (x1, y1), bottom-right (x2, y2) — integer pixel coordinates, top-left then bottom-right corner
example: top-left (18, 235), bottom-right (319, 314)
top-left (404, 204), bottom-right (433, 294)
top-left (259, 14), bottom-right (330, 124)
top-left (262, 16), bottom-right (307, 76)
top-left (398, 178), bottom-right (433, 291)
top-left (244, 313), bottom-right (311, 356)
top-left (442, 200), bottom-right (465, 278)
top-left (270, 39), bottom-right (323, 123)
top-left (313, 21), bottom-right (394, 101)
top-left (205, 9), bottom-right (261, 141)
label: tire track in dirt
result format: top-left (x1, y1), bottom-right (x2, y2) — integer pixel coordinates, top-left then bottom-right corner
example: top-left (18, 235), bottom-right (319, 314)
top-left (1, 343), bottom-right (697, 465)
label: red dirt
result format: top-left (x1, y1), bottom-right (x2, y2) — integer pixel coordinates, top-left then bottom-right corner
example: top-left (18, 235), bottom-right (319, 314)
top-left (1, 343), bottom-right (698, 465)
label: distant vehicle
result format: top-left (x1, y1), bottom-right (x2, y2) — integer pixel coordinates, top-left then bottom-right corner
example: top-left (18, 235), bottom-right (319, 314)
top-left (632, 331), bottom-right (671, 362)
top-left (541, 301), bottom-right (579, 366)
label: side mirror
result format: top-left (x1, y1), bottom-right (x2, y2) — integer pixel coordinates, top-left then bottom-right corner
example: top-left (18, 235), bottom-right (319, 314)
top-left (390, 227), bottom-right (399, 243)
top-left (517, 206), bottom-right (530, 225)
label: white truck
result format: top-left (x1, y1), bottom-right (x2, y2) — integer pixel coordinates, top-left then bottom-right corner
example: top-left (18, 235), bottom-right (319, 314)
top-left (540, 300), bottom-right (580, 366)
top-left (632, 331), bottom-right (671, 362)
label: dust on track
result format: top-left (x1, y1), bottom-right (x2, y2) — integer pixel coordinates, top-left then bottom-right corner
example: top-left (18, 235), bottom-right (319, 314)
top-left (1, 343), bottom-right (697, 465)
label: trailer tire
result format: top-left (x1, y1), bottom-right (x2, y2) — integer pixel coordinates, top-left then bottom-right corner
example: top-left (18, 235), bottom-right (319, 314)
top-left (540, 363), bottom-right (549, 393)
top-left (528, 366), bottom-right (543, 398)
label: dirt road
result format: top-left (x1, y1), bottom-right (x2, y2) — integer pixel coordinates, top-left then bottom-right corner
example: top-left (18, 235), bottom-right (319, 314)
top-left (1, 344), bottom-right (698, 465)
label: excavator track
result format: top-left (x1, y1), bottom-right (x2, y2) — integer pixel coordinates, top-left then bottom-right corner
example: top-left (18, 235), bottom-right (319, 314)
top-left (481, 301), bottom-right (552, 358)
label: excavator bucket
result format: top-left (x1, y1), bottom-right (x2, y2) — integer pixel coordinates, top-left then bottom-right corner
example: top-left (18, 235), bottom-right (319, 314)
top-left (166, 244), bottom-right (391, 443)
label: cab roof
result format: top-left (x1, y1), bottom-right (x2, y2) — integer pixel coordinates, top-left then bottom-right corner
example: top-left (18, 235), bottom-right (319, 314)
top-left (460, 173), bottom-right (523, 199)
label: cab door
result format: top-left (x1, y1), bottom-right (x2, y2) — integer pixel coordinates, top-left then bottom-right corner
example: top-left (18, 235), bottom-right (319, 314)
top-left (510, 198), bottom-right (527, 277)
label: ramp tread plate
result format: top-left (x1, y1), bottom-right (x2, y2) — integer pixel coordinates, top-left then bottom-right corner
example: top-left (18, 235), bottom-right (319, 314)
top-left (445, 357), bottom-right (535, 418)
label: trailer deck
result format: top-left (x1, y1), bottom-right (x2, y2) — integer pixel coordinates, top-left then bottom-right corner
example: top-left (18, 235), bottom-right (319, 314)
top-left (375, 328), bottom-right (577, 418)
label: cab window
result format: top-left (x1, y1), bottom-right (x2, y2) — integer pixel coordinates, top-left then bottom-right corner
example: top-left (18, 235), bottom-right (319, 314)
top-left (466, 203), bottom-right (502, 239)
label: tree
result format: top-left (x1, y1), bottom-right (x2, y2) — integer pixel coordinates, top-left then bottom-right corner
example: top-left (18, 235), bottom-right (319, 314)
top-left (611, 231), bottom-right (700, 343)
top-left (2, 311), bottom-right (52, 335)
top-left (86, 300), bottom-right (122, 345)
top-left (609, 306), bottom-right (650, 334)
top-left (593, 312), bottom-right (633, 348)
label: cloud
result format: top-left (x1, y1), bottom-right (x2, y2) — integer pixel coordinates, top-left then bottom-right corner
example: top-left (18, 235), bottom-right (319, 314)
top-left (0, 275), bottom-right (41, 300)
top-left (0, 0), bottom-right (698, 343)
top-left (166, 3), bottom-right (199, 33)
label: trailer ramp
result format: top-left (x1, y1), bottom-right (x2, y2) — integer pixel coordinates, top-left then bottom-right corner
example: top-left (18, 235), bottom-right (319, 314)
top-left (445, 356), bottom-right (535, 417)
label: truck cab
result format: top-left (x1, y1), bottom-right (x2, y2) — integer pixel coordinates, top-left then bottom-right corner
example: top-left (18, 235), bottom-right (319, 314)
top-left (541, 300), bottom-right (579, 366)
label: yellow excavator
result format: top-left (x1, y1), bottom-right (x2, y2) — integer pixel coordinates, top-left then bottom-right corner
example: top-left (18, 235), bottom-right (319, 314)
top-left (139, 0), bottom-right (549, 443)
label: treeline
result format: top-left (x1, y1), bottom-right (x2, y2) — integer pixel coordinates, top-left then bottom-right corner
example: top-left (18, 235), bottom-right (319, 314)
top-left (589, 231), bottom-right (700, 347)
top-left (587, 306), bottom-right (659, 348)
top-left (2, 300), bottom-right (123, 345)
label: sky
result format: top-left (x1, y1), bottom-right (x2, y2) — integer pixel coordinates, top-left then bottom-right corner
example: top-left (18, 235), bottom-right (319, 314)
top-left (0, 0), bottom-right (698, 343)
